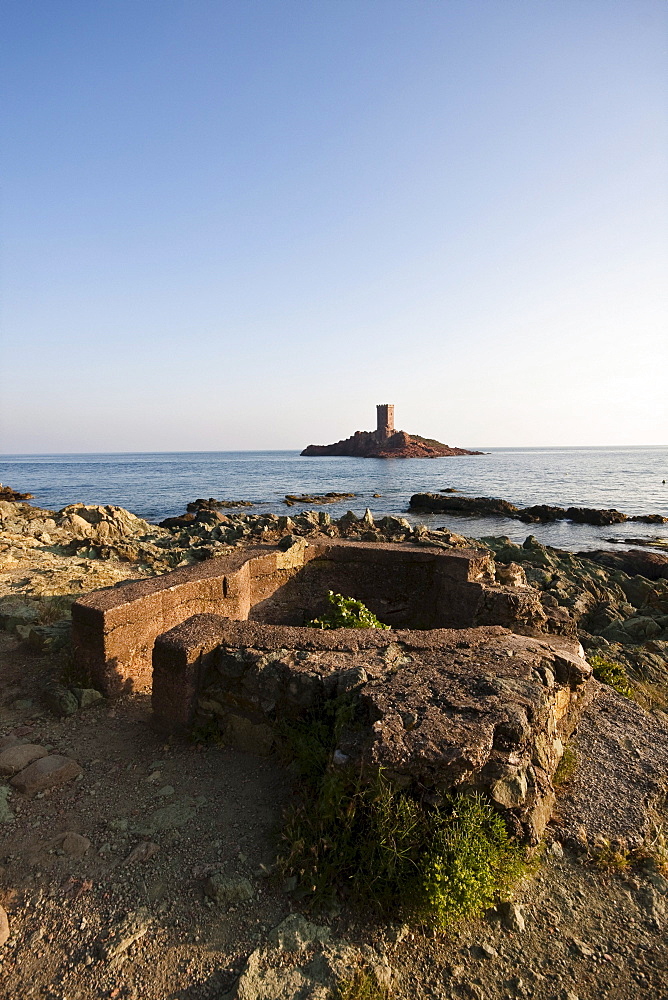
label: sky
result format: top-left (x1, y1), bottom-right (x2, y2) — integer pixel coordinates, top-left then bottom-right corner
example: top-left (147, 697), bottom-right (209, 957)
top-left (1, 0), bottom-right (666, 452)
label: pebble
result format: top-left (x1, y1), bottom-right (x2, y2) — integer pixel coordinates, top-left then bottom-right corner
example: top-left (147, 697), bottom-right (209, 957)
top-left (499, 901), bottom-right (526, 933)
top-left (0, 904), bottom-right (9, 946)
top-left (61, 831), bottom-right (91, 857)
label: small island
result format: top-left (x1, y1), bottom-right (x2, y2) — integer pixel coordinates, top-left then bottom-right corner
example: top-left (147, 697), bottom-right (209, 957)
top-left (300, 404), bottom-right (484, 459)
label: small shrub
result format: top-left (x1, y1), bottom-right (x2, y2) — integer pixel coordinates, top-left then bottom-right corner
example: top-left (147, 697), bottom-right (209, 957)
top-left (553, 743), bottom-right (577, 787)
top-left (590, 837), bottom-right (631, 872)
top-left (629, 812), bottom-right (668, 876)
top-left (307, 592), bottom-right (390, 630)
top-left (589, 654), bottom-right (634, 699)
top-left (279, 767), bottom-right (527, 929)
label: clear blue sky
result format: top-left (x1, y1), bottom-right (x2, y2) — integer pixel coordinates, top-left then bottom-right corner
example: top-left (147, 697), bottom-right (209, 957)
top-left (1, 0), bottom-right (666, 451)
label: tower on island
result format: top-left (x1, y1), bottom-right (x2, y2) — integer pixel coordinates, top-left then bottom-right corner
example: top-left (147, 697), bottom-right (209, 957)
top-left (376, 403), bottom-right (395, 440)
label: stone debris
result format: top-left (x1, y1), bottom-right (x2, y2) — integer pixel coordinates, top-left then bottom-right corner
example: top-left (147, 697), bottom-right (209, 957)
top-left (204, 873), bottom-right (255, 909)
top-left (97, 907), bottom-right (151, 962)
top-left (0, 733), bottom-right (21, 751)
top-left (42, 684), bottom-right (80, 717)
top-left (9, 754), bottom-right (82, 795)
top-left (267, 914), bottom-right (331, 951)
top-left (0, 785), bottom-right (14, 823)
top-left (498, 901), bottom-right (526, 933)
top-left (59, 831), bottom-right (91, 857)
top-left (123, 840), bottom-right (160, 865)
top-left (225, 914), bottom-right (391, 1000)
top-left (0, 903), bottom-right (9, 946)
top-left (133, 796), bottom-right (197, 835)
top-left (71, 687), bottom-right (104, 710)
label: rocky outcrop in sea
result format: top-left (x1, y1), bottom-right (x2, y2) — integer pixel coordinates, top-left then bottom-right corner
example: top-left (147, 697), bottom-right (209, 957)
top-left (410, 492), bottom-right (667, 526)
top-left (301, 430), bottom-right (483, 459)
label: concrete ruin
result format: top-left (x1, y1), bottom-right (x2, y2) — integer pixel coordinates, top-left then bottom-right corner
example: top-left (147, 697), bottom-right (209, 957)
top-left (71, 539), bottom-right (592, 841)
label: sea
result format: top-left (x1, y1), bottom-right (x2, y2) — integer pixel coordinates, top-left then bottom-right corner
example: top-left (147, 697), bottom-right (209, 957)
top-left (1, 446), bottom-right (667, 554)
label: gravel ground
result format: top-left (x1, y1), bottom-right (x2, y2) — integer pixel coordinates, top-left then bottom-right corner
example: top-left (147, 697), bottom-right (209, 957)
top-left (1, 631), bottom-right (667, 999)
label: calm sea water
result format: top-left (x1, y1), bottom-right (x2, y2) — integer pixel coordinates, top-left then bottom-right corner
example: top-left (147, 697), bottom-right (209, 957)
top-left (1, 447), bottom-right (667, 552)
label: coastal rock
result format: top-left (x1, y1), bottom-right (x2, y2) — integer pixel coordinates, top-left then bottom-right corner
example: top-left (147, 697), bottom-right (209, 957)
top-left (0, 484), bottom-right (33, 502)
top-left (583, 549), bottom-right (668, 581)
top-left (410, 495), bottom-right (662, 527)
top-left (284, 492), bottom-right (355, 505)
top-left (187, 497), bottom-right (253, 511)
top-left (564, 506), bottom-right (627, 526)
top-left (410, 494), bottom-right (520, 517)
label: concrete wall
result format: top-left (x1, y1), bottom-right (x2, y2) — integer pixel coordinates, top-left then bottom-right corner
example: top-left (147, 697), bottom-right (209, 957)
top-left (71, 542), bottom-right (316, 695)
top-left (72, 539), bottom-right (546, 696)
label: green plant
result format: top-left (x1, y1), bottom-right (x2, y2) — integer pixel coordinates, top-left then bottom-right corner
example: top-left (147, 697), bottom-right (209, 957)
top-left (632, 814), bottom-right (668, 875)
top-left (553, 743), bottom-right (577, 787)
top-left (590, 836), bottom-right (631, 872)
top-left (588, 814), bottom-right (667, 876)
top-left (277, 694), bottom-right (363, 790)
top-left (307, 592), bottom-right (390, 630)
top-left (336, 968), bottom-right (390, 1000)
top-left (279, 765), bottom-right (527, 929)
top-left (589, 654), bottom-right (634, 699)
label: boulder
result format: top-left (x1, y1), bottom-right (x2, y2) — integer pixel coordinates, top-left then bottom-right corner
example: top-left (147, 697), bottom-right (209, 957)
top-left (0, 744), bottom-right (49, 776)
top-left (10, 754), bottom-right (82, 795)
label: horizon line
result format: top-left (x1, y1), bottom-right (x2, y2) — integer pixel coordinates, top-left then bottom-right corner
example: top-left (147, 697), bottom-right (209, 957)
top-left (1, 443), bottom-right (667, 458)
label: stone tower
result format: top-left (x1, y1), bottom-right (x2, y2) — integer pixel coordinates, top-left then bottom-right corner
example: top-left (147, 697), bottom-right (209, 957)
top-left (376, 404), bottom-right (395, 440)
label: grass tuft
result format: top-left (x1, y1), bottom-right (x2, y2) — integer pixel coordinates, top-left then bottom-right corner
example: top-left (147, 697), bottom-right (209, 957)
top-left (589, 654), bottom-right (635, 699)
top-left (553, 743), bottom-right (578, 787)
top-left (336, 968), bottom-right (390, 1000)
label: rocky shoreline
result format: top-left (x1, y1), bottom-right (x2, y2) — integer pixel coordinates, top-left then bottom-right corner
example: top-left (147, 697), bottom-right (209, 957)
top-left (1, 492), bottom-right (668, 707)
top-left (1, 489), bottom-right (667, 999)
